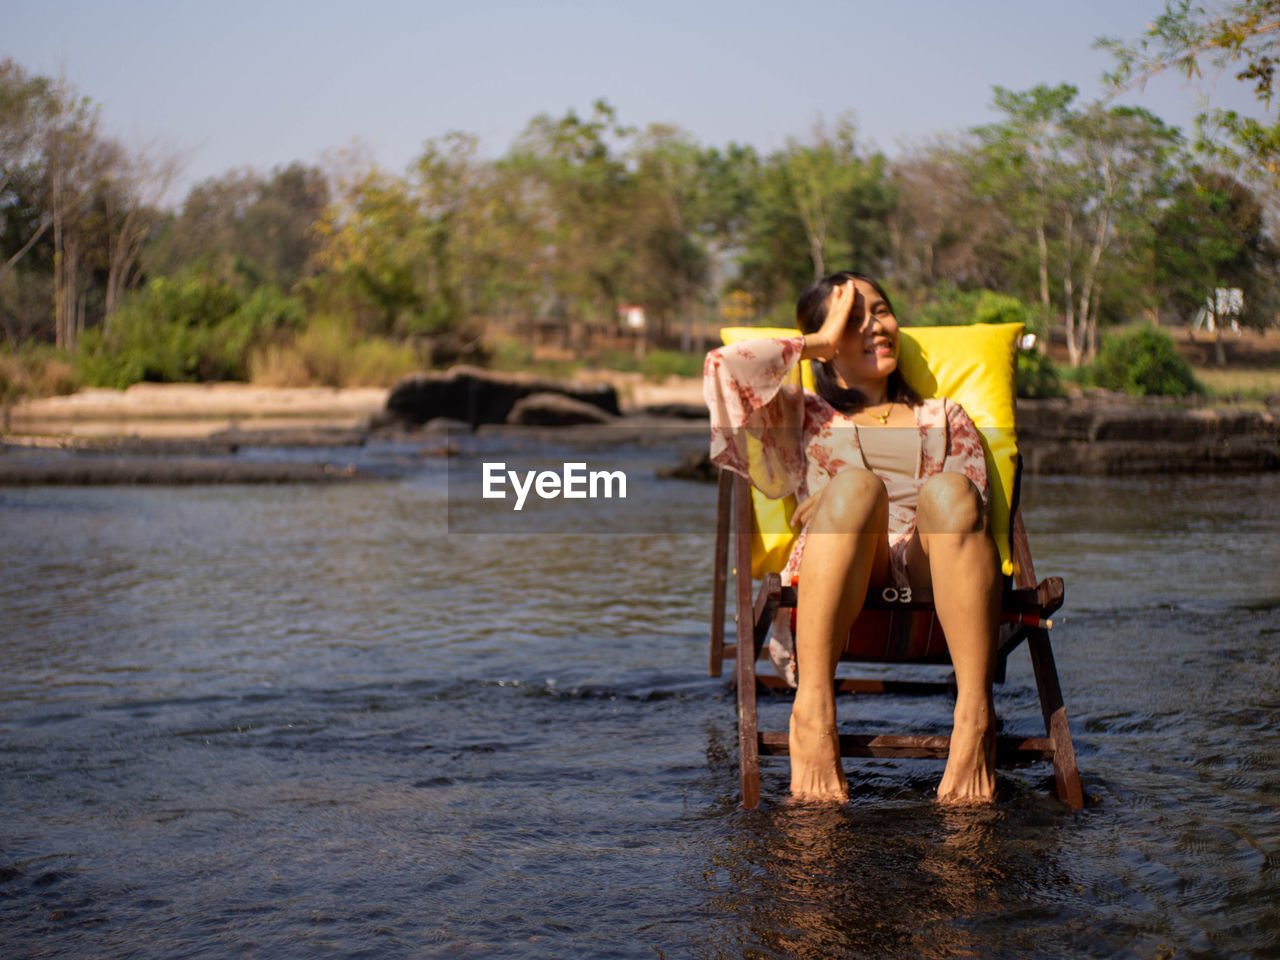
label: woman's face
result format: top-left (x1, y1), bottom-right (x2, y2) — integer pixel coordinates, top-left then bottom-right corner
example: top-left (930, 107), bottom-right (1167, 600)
top-left (833, 279), bottom-right (899, 389)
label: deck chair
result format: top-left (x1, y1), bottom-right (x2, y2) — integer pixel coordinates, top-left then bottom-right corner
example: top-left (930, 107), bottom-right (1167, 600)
top-left (708, 322), bottom-right (1083, 810)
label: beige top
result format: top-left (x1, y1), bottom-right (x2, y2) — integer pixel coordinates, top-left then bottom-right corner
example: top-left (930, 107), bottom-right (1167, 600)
top-left (855, 427), bottom-right (926, 519)
top-left (855, 424), bottom-right (922, 512)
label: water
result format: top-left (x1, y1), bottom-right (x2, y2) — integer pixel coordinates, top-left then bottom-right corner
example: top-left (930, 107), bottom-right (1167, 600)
top-left (1, 440), bottom-right (1277, 959)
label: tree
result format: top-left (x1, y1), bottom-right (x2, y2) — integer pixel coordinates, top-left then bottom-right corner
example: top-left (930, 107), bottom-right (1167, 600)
top-left (738, 118), bottom-right (894, 318)
top-left (100, 140), bottom-right (180, 322)
top-left (1062, 104), bottom-right (1182, 361)
top-left (310, 163), bottom-right (431, 336)
top-left (1, 61), bottom-right (183, 349)
top-left (501, 99), bottom-right (637, 348)
top-left (44, 86), bottom-right (103, 349)
top-left (887, 142), bottom-right (1002, 294)
top-left (1099, 0), bottom-right (1280, 179)
top-left (1156, 168), bottom-right (1277, 360)
top-left (628, 124), bottom-right (720, 349)
top-left (0, 59), bottom-right (57, 286)
top-left (973, 84), bottom-right (1078, 328)
top-left (146, 162), bottom-right (327, 292)
top-left (972, 86), bottom-right (1182, 365)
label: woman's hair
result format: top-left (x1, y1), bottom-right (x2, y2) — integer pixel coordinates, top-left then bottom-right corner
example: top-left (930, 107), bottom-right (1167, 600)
top-left (796, 271), bottom-right (921, 413)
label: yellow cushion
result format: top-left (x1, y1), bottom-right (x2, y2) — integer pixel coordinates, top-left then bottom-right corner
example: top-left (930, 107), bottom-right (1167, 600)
top-left (898, 323), bottom-right (1022, 577)
top-left (717, 323), bottom-right (1022, 579)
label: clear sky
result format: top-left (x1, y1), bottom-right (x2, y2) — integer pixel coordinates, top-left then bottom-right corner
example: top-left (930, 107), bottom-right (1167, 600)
top-left (4, 0), bottom-right (1266, 202)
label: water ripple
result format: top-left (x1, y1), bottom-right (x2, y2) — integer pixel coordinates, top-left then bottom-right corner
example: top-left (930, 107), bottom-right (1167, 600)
top-left (1, 469), bottom-right (1278, 957)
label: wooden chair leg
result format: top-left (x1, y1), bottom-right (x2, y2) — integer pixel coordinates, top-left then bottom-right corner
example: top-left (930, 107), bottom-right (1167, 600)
top-left (733, 474), bottom-right (762, 809)
top-left (709, 470), bottom-right (732, 678)
top-left (736, 626), bottom-right (762, 810)
top-left (1027, 629), bottom-right (1084, 810)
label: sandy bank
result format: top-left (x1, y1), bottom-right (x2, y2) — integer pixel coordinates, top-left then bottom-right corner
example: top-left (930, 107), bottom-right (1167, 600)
top-left (5, 383), bottom-right (390, 439)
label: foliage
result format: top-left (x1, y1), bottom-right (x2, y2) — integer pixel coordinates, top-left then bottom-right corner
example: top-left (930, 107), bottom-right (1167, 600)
top-left (1099, 0), bottom-right (1280, 177)
top-left (1016, 349), bottom-right (1064, 398)
top-left (972, 84), bottom-right (1182, 365)
top-left (1155, 168), bottom-right (1280, 332)
top-left (638, 348), bottom-right (704, 381)
top-left (248, 317), bottom-right (421, 387)
top-left (144, 162), bottom-right (329, 291)
top-left (0, 344), bottom-right (80, 406)
top-left (6, 59), bottom-right (1280, 392)
top-left (974, 290), bottom-right (1036, 330)
top-left (738, 116), bottom-right (895, 310)
top-left (910, 286), bottom-right (1036, 330)
top-left (2, 59), bottom-right (178, 351)
top-left (76, 273), bottom-right (303, 388)
top-left (912, 285), bottom-right (984, 326)
top-left (1091, 326), bottom-right (1201, 396)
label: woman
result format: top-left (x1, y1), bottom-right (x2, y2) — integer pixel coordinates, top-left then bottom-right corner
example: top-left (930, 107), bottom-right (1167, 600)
top-left (703, 271), bottom-right (1000, 804)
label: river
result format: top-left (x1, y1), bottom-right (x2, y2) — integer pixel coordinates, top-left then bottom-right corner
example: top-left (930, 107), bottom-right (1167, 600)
top-left (1, 436), bottom-right (1277, 958)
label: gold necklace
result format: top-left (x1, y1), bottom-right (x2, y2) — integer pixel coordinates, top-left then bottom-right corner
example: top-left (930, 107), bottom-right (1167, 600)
top-left (866, 401), bottom-right (893, 424)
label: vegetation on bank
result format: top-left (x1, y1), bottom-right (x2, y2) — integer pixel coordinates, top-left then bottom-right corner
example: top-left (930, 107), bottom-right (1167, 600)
top-left (4, 4), bottom-right (1280, 407)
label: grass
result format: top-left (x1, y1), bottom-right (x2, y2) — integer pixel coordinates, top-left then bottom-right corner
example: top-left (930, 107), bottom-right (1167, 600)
top-left (0, 346), bottom-right (81, 404)
top-left (1191, 366), bottom-right (1280, 402)
top-left (488, 335), bottom-right (705, 382)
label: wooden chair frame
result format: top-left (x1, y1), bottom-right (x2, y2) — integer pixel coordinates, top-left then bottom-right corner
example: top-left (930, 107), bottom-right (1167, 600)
top-left (709, 466), bottom-right (1084, 810)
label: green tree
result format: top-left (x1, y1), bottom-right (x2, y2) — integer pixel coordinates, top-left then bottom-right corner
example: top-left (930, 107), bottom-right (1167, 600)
top-left (628, 124), bottom-right (720, 349)
top-left (1100, 0), bottom-right (1280, 179)
top-left (973, 84), bottom-right (1078, 326)
top-left (146, 162), bottom-right (328, 292)
top-left (0, 59), bottom-right (57, 288)
top-left (973, 86), bottom-right (1181, 365)
top-left (1155, 168), bottom-right (1278, 361)
top-left (738, 117), bottom-right (894, 318)
top-left (1061, 103), bottom-right (1181, 361)
top-left (310, 164), bottom-right (431, 336)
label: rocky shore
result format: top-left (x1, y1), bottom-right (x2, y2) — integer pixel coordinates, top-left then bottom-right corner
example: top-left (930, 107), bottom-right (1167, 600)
top-left (1017, 396), bottom-right (1280, 474)
top-left (3, 374), bottom-right (1278, 484)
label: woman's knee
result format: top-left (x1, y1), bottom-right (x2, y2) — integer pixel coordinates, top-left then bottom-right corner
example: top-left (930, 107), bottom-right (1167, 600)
top-left (918, 473), bottom-right (984, 533)
top-left (814, 469), bottom-right (888, 532)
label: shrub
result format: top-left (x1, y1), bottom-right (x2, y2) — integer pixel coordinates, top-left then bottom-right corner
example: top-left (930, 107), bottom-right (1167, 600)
top-left (1091, 327), bottom-right (1201, 397)
top-left (912, 287), bottom-right (1039, 334)
top-left (248, 317), bottom-right (422, 387)
top-left (1016, 349), bottom-right (1064, 399)
top-left (974, 291), bottom-right (1035, 332)
top-left (0, 346), bottom-right (81, 405)
top-left (913, 285), bottom-right (980, 327)
top-left (488, 337), bottom-right (536, 373)
top-left (640, 348), bottom-right (703, 381)
top-left (77, 274), bottom-right (305, 387)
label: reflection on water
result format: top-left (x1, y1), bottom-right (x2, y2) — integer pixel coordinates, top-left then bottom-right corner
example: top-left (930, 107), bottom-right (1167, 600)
top-left (1, 448), bottom-right (1277, 959)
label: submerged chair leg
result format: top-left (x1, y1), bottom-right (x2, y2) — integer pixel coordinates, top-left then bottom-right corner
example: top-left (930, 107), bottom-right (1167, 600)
top-left (709, 470), bottom-right (732, 678)
top-left (733, 474), bottom-right (762, 809)
top-left (1028, 628), bottom-right (1084, 810)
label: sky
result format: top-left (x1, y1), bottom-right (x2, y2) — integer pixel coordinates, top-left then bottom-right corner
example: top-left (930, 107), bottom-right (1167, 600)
top-left (4, 0), bottom-right (1267, 203)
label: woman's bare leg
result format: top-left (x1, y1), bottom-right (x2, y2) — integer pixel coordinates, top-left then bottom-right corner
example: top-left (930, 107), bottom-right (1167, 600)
top-left (792, 470), bottom-right (890, 802)
top-left (908, 473), bottom-right (1000, 804)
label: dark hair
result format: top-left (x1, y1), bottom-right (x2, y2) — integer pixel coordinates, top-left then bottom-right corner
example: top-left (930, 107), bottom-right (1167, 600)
top-left (796, 271), bottom-right (921, 414)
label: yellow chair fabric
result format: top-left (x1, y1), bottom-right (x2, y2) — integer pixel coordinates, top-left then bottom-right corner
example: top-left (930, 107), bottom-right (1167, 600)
top-left (717, 323), bottom-right (1023, 578)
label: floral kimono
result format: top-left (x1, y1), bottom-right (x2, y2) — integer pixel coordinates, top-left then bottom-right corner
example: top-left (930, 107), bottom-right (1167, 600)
top-left (703, 335), bottom-right (989, 588)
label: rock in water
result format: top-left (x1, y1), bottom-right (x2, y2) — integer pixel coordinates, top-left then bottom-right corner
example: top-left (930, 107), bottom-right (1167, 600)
top-left (385, 366), bottom-right (620, 426)
top-left (506, 392), bottom-right (615, 426)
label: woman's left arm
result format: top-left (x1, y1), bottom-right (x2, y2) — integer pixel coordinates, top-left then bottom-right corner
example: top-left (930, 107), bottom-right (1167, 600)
top-left (941, 399), bottom-right (990, 507)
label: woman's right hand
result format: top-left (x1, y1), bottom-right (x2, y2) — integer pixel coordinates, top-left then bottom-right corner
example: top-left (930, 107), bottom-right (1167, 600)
top-left (791, 487), bottom-right (825, 529)
top-left (801, 280), bottom-right (856, 361)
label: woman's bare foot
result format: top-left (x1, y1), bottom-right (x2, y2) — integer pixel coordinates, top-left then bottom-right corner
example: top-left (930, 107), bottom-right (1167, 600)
top-left (937, 709), bottom-right (996, 804)
top-left (789, 704), bottom-right (849, 803)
